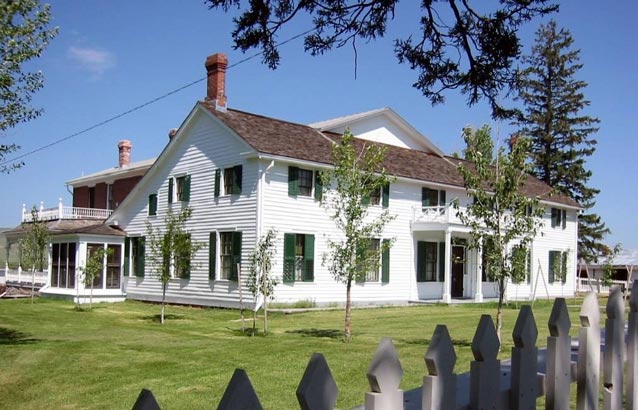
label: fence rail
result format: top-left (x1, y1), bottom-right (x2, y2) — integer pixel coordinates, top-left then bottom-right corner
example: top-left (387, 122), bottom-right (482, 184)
top-left (577, 277), bottom-right (628, 294)
top-left (132, 282), bottom-right (638, 410)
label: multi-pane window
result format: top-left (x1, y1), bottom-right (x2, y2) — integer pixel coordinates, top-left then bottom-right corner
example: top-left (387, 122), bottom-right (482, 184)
top-left (87, 244), bottom-right (104, 288)
top-left (364, 239), bottom-right (381, 282)
top-left (176, 176), bottom-right (187, 201)
top-left (288, 166), bottom-right (322, 200)
top-left (298, 168), bottom-right (313, 196)
top-left (549, 250), bottom-right (568, 283)
top-left (173, 233), bottom-right (191, 279)
top-left (107, 184), bottom-right (115, 210)
top-left (551, 208), bottom-right (567, 229)
top-left (417, 241), bottom-right (438, 282)
top-left (283, 233), bottom-right (314, 282)
top-left (51, 242), bottom-right (76, 289)
top-left (422, 187), bottom-right (446, 211)
top-left (168, 175), bottom-right (190, 203)
top-left (511, 244), bottom-right (532, 284)
top-left (369, 187), bottom-right (381, 206)
top-left (223, 165), bottom-right (243, 195)
top-left (106, 244), bottom-right (121, 288)
top-left (148, 194), bottom-right (157, 216)
top-left (218, 232), bottom-right (242, 280)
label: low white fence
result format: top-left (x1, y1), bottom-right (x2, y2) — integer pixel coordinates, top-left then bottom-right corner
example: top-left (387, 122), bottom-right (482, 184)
top-left (132, 283), bottom-right (638, 410)
top-left (577, 277), bottom-right (628, 294)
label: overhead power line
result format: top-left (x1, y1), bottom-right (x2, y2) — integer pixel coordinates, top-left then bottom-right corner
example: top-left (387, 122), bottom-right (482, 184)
top-left (1, 28), bottom-right (314, 167)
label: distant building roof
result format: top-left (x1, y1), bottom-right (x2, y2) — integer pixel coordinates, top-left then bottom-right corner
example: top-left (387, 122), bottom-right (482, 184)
top-left (66, 158), bottom-right (155, 187)
top-left (593, 249), bottom-right (638, 267)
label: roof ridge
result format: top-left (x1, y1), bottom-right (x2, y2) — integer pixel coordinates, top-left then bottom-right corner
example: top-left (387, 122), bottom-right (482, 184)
top-left (200, 101), bottom-right (318, 130)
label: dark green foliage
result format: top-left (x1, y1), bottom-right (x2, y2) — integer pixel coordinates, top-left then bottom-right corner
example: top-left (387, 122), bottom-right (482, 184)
top-left (206, 0), bottom-right (557, 118)
top-left (512, 20), bottom-right (608, 263)
top-left (0, 0), bottom-right (58, 172)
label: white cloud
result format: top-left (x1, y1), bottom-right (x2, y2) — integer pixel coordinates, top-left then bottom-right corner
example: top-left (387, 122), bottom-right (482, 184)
top-left (67, 46), bottom-right (116, 78)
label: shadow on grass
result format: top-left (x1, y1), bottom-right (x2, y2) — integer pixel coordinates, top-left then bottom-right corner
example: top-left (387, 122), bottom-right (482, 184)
top-left (228, 327), bottom-right (267, 337)
top-left (398, 337), bottom-right (472, 348)
top-left (140, 314), bottom-right (186, 323)
top-left (286, 328), bottom-right (344, 339)
top-left (0, 327), bottom-right (39, 345)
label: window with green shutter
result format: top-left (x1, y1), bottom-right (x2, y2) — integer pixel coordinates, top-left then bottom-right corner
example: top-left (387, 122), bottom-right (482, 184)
top-left (416, 241), bottom-right (437, 282)
top-left (175, 175), bottom-right (190, 202)
top-left (438, 242), bottom-right (445, 282)
top-left (548, 250), bottom-right (560, 283)
top-left (551, 208), bottom-right (567, 229)
top-left (289, 166), bottom-right (315, 197)
top-left (168, 178), bottom-right (173, 204)
top-left (231, 231), bottom-right (242, 280)
top-left (148, 194), bottom-right (157, 216)
top-left (219, 231), bottom-right (242, 280)
top-left (283, 233), bottom-right (315, 282)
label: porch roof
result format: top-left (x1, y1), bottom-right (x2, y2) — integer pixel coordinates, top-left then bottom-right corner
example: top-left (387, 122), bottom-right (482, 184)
top-left (4, 219), bottom-right (125, 239)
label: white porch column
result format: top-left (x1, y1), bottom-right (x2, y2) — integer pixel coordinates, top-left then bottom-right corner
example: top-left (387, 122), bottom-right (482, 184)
top-left (475, 242), bottom-right (484, 302)
top-left (442, 229), bottom-right (452, 303)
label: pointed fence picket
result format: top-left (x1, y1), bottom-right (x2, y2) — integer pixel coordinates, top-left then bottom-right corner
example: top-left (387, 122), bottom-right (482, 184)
top-left (131, 282), bottom-right (638, 410)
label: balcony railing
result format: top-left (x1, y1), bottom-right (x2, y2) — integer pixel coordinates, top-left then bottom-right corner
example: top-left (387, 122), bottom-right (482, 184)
top-left (412, 205), bottom-right (465, 225)
top-left (21, 199), bottom-right (113, 222)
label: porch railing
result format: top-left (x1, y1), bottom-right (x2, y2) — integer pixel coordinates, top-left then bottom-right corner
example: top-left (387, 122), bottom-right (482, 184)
top-left (4, 266), bottom-right (48, 285)
top-left (21, 199), bottom-right (112, 222)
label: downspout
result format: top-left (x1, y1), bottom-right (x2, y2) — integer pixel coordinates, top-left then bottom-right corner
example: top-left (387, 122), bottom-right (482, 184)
top-left (255, 159), bottom-right (275, 241)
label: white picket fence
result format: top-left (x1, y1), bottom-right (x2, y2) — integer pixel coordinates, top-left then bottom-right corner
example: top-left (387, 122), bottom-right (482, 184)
top-left (131, 282), bottom-right (638, 410)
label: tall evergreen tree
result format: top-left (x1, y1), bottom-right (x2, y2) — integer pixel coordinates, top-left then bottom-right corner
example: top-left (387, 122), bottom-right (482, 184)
top-left (513, 20), bottom-right (608, 263)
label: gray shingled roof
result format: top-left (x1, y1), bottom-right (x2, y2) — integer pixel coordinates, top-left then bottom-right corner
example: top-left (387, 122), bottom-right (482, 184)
top-left (203, 103), bottom-right (580, 208)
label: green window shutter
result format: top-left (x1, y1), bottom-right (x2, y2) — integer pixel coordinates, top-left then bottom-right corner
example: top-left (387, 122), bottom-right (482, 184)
top-left (416, 241), bottom-right (426, 282)
top-left (214, 169), bottom-right (221, 198)
top-left (382, 183), bottom-right (390, 208)
top-left (283, 233), bottom-right (295, 283)
top-left (168, 178), bottom-right (173, 204)
top-left (123, 238), bottom-right (130, 276)
top-left (209, 232), bottom-right (216, 280)
top-left (148, 194), bottom-right (157, 216)
top-left (438, 190), bottom-right (446, 207)
top-left (304, 234), bottom-right (314, 282)
top-left (136, 237), bottom-right (145, 278)
top-left (438, 242), bottom-right (445, 282)
top-left (548, 251), bottom-right (557, 283)
top-left (183, 175), bottom-right (191, 201)
top-left (362, 194), bottom-right (370, 206)
top-left (551, 208), bottom-right (558, 227)
top-left (314, 171), bottom-right (323, 201)
top-left (229, 231), bottom-right (242, 281)
top-left (288, 166), bottom-right (299, 196)
top-left (232, 165), bottom-right (243, 195)
top-left (561, 210), bottom-right (567, 229)
top-left (561, 252), bottom-right (567, 283)
top-left (381, 239), bottom-right (390, 283)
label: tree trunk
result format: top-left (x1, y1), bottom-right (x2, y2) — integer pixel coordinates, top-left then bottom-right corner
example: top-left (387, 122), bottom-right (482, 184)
top-left (252, 310), bottom-right (256, 336)
top-left (344, 278), bottom-right (352, 342)
top-left (161, 283), bottom-right (166, 324)
top-left (90, 282), bottom-right (94, 310)
top-left (496, 285), bottom-right (505, 343)
top-left (264, 295), bottom-right (268, 335)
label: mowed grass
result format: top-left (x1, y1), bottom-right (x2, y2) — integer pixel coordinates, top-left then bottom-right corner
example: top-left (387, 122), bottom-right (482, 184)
top-left (0, 297), bottom-right (581, 409)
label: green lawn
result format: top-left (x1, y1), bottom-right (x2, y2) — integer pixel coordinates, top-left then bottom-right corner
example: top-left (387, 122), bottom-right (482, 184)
top-left (0, 298), bottom-right (579, 409)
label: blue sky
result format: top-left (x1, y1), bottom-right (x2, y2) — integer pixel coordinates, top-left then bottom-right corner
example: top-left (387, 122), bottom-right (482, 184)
top-left (2, 1), bottom-right (636, 249)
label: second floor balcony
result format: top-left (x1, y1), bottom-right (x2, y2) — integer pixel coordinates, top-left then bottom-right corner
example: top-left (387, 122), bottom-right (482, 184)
top-left (21, 199), bottom-right (113, 223)
top-left (411, 204), bottom-right (465, 228)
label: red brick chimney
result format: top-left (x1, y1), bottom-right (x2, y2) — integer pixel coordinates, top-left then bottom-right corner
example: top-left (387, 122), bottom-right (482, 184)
top-left (205, 53), bottom-right (228, 111)
top-left (118, 140), bottom-right (132, 168)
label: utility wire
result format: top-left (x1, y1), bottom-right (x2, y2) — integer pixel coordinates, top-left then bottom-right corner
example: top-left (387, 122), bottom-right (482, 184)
top-left (1, 28), bottom-right (314, 166)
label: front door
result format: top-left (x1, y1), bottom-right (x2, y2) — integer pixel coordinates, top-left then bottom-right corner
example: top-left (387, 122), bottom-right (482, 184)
top-left (451, 245), bottom-right (465, 298)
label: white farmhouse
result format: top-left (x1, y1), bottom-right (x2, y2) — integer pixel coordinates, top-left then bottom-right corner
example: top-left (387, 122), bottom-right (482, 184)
top-left (5, 53), bottom-right (581, 306)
